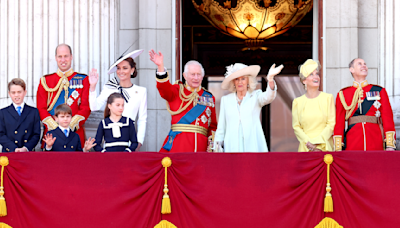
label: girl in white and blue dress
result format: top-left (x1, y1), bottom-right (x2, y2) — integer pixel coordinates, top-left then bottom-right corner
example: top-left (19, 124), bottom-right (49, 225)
top-left (94, 93), bottom-right (138, 152)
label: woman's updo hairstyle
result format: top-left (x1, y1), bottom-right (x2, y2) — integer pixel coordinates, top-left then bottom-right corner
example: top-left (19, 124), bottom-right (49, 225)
top-left (123, 57), bottom-right (138, 78)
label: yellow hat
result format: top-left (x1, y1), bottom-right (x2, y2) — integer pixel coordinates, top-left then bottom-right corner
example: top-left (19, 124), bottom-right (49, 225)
top-left (299, 59), bottom-right (319, 78)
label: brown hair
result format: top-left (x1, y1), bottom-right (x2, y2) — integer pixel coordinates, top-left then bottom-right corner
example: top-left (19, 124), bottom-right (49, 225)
top-left (8, 78), bottom-right (26, 91)
top-left (104, 93), bottom-right (124, 118)
top-left (123, 57), bottom-right (137, 78)
top-left (54, 104), bottom-right (72, 117)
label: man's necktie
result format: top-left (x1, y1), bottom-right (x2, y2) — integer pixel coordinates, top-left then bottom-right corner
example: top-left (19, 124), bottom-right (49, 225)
top-left (64, 129), bottom-right (68, 137)
top-left (16, 106), bottom-right (22, 116)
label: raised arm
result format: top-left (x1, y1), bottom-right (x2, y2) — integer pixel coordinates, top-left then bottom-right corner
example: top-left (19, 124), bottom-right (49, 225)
top-left (257, 64), bottom-right (283, 106)
top-left (149, 49), bottom-right (178, 102)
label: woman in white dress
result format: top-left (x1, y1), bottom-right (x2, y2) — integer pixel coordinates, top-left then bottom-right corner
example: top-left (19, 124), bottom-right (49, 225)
top-left (214, 63), bottom-right (283, 152)
top-left (88, 50), bottom-right (147, 151)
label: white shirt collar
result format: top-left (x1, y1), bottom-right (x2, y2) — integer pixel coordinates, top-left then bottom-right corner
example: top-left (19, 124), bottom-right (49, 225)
top-left (12, 102), bottom-right (25, 112)
top-left (58, 126), bottom-right (70, 136)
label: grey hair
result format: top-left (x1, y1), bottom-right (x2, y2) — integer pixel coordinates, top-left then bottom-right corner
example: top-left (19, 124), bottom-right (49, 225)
top-left (184, 60), bottom-right (205, 76)
top-left (227, 75), bottom-right (258, 93)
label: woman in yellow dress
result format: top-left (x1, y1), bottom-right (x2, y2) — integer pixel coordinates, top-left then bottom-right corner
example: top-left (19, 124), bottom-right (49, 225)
top-left (292, 59), bottom-right (335, 152)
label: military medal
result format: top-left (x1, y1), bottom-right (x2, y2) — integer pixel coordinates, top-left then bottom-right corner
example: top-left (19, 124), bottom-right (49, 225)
top-left (206, 107), bottom-right (211, 117)
top-left (201, 115), bottom-right (208, 124)
top-left (366, 91), bottom-right (380, 101)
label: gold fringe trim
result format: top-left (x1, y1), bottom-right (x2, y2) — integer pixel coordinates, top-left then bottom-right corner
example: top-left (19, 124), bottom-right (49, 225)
top-left (324, 154), bottom-right (333, 213)
top-left (42, 116), bottom-right (59, 131)
top-left (0, 223), bottom-right (12, 228)
top-left (70, 115), bottom-right (85, 131)
top-left (314, 217), bottom-right (343, 228)
top-left (161, 157), bottom-right (172, 214)
top-left (154, 220), bottom-right (177, 228)
top-left (339, 86), bottom-right (364, 120)
top-left (0, 157), bottom-right (9, 217)
top-left (166, 83), bottom-right (199, 116)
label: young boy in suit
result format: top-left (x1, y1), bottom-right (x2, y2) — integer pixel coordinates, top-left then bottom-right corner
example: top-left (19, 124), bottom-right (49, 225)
top-left (43, 104), bottom-right (95, 152)
top-left (0, 78), bottom-right (41, 152)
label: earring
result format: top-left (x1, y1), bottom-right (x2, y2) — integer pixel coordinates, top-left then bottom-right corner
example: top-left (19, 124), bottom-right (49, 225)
top-left (247, 84), bottom-right (250, 88)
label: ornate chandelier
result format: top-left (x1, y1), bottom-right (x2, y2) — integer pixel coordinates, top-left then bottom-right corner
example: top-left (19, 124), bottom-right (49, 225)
top-left (191, 0), bottom-right (313, 50)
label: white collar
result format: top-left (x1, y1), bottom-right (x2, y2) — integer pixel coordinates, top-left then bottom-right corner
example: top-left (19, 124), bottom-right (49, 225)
top-left (58, 126), bottom-right (70, 135)
top-left (12, 102), bottom-right (25, 111)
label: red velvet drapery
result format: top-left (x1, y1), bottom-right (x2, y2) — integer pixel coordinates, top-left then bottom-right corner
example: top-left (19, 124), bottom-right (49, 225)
top-left (0, 152), bottom-right (399, 227)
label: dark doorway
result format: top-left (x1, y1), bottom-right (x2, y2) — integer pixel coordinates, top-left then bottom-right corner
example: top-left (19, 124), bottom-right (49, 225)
top-left (182, 0), bottom-right (313, 151)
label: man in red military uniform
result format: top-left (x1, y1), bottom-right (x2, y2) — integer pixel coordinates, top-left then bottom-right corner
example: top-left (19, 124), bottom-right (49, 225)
top-left (37, 44), bottom-right (91, 148)
top-left (333, 58), bottom-right (396, 151)
top-left (149, 49), bottom-right (217, 152)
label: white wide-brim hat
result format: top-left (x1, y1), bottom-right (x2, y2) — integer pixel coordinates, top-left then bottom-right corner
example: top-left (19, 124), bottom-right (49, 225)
top-left (107, 49), bottom-right (144, 74)
top-left (221, 63), bottom-right (261, 90)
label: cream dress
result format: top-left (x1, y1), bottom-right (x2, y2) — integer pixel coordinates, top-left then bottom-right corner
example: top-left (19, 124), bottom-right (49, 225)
top-left (292, 92), bottom-right (335, 152)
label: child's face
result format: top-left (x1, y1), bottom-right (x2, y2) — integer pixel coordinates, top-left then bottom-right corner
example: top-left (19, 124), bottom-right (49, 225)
top-left (108, 98), bottom-right (124, 116)
top-left (55, 113), bottom-right (72, 129)
top-left (8, 85), bottom-right (27, 106)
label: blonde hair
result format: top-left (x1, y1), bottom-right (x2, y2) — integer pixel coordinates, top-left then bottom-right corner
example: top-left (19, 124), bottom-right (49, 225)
top-left (298, 59), bottom-right (321, 85)
top-left (227, 76), bottom-right (258, 93)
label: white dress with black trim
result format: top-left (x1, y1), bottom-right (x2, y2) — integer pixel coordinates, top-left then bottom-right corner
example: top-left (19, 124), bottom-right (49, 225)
top-left (94, 116), bottom-right (138, 152)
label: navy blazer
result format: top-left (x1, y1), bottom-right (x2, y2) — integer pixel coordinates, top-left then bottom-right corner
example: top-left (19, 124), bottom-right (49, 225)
top-left (0, 104), bottom-right (41, 152)
top-left (45, 128), bottom-right (82, 151)
top-left (94, 116), bottom-right (138, 152)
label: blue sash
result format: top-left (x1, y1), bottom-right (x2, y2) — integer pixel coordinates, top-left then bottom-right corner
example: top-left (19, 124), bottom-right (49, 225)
top-left (162, 91), bottom-right (212, 151)
top-left (49, 74), bottom-right (87, 115)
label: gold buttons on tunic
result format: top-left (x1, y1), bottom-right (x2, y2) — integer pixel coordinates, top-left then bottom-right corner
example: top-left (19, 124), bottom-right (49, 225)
top-left (15, 131), bottom-right (18, 134)
top-left (64, 145), bottom-right (67, 148)
top-left (24, 140), bottom-right (27, 143)
top-left (15, 141), bottom-right (18, 144)
top-left (71, 146), bottom-right (74, 149)
top-left (25, 130), bottom-right (27, 133)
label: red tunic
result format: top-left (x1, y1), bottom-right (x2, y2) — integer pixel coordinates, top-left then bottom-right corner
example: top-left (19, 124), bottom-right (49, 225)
top-left (334, 81), bottom-right (395, 151)
top-left (37, 70), bottom-right (91, 148)
top-left (157, 76), bottom-right (217, 153)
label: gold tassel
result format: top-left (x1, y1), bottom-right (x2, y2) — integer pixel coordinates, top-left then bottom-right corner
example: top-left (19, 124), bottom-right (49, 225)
top-left (0, 156), bottom-right (9, 217)
top-left (0, 222), bottom-right (12, 228)
top-left (154, 220), bottom-right (177, 228)
top-left (323, 154), bottom-right (333, 213)
top-left (314, 217), bottom-right (343, 228)
top-left (161, 157), bottom-right (172, 214)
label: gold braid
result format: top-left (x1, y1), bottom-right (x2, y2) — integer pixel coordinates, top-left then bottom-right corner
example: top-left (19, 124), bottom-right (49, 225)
top-left (339, 86), bottom-right (363, 120)
top-left (166, 84), bottom-right (199, 115)
top-left (40, 75), bottom-right (70, 111)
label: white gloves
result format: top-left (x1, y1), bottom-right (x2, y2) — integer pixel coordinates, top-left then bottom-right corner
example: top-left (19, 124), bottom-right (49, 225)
top-left (266, 64), bottom-right (284, 81)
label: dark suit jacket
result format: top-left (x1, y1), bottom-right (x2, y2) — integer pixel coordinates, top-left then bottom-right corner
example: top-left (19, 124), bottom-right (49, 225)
top-left (44, 127), bottom-right (82, 151)
top-left (0, 104), bottom-right (41, 152)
